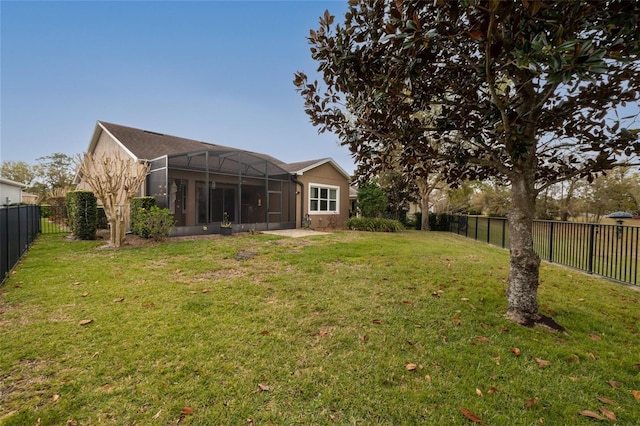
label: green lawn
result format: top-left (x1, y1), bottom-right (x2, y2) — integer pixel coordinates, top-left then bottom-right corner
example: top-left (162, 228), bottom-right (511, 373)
top-left (1, 231), bottom-right (639, 425)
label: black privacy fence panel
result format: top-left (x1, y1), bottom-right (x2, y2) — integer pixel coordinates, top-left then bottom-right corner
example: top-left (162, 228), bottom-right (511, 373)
top-left (448, 215), bottom-right (639, 287)
top-left (1, 205), bottom-right (41, 285)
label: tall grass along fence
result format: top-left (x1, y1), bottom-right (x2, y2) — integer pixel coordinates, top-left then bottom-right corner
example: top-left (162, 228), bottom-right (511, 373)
top-left (1, 205), bottom-right (41, 285)
top-left (448, 215), bottom-right (640, 287)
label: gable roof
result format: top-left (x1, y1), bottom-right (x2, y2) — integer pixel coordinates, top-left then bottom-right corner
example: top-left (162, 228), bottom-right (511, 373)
top-left (282, 158), bottom-right (351, 181)
top-left (92, 121), bottom-right (285, 165)
top-left (86, 121), bottom-right (350, 181)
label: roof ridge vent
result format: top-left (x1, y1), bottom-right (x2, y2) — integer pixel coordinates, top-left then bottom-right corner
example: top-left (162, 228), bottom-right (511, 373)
top-left (143, 130), bottom-right (165, 136)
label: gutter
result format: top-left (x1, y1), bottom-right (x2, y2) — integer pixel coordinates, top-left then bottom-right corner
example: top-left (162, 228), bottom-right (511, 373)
top-left (291, 174), bottom-right (305, 228)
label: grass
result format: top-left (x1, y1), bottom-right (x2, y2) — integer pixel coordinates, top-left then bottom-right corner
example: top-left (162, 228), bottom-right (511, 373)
top-left (1, 231), bottom-right (639, 425)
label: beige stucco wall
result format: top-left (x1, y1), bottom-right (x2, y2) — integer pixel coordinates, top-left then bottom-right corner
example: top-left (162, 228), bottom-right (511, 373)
top-left (76, 129), bottom-right (145, 198)
top-left (295, 162), bottom-right (351, 229)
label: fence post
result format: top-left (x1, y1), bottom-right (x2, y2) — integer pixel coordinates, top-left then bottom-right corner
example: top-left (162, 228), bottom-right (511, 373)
top-left (501, 219), bottom-right (506, 248)
top-left (588, 224), bottom-right (595, 274)
top-left (2, 207), bottom-right (7, 281)
top-left (475, 217), bottom-right (479, 241)
top-left (487, 218), bottom-right (491, 244)
top-left (548, 221), bottom-right (554, 263)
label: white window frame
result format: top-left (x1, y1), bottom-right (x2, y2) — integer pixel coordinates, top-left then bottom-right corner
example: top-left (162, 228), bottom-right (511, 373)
top-left (308, 183), bottom-right (339, 215)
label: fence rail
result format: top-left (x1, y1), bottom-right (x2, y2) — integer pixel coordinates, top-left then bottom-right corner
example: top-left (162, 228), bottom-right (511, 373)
top-left (1, 205), bottom-right (41, 285)
top-left (448, 215), bottom-right (640, 286)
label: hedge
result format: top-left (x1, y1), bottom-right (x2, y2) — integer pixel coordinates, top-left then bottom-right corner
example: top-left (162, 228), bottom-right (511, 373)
top-left (65, 191), bottom-right (98, 240)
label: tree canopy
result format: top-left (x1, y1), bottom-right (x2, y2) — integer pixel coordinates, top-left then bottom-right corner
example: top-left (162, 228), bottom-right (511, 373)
top-left (295, 0), bottom-right (640, 327)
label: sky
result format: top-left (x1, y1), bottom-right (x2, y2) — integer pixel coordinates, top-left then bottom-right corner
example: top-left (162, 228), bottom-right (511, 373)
top-left (0, 0), bottom-right (355, 174)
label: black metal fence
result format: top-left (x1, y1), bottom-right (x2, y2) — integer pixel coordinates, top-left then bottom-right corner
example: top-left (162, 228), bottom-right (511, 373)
top-left (1, 205), bottom-right (41, 285)
top-left (448, 215), bottom-right (640, 286)
top-left (39, 204), bottom-right (71, 234)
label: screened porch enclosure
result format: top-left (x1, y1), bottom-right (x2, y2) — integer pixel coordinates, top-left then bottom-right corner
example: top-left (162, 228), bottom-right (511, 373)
top-left (147, 150), bottom-right (295, 235)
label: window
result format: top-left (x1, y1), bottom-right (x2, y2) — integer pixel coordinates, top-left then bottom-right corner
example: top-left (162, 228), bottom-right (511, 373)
top-left (309, 184), bottom-right (339, 214)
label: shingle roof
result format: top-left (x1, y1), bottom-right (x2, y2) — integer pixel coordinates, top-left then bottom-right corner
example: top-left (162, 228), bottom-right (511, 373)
top-left (98, 121), bottom-right (285, 165)
top-left (281, 158), bottom-right (352, 180)
top-left (279, 158), bottom-right (331, 174)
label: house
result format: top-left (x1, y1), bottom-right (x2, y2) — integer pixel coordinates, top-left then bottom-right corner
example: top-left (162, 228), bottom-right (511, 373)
top-left (0, 178), bottom-right (27, 205)
top-left (80, 121), bottom-right (351, 235)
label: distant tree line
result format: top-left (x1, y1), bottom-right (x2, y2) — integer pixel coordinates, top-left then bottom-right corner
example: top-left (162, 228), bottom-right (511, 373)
top-left (0, 153), bottom-right (76, 204)
top-left (355, 165), bottom-right (640, 224)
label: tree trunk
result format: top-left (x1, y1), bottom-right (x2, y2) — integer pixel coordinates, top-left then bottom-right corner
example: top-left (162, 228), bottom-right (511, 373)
top-left (560, 178), bottom-right (576, 221)
top-left (505, 172), bottom-right (541, 326)
top-left (417, 179), bottom-right (431, 231)
top-left (106, 205), bottom-right (129, 248)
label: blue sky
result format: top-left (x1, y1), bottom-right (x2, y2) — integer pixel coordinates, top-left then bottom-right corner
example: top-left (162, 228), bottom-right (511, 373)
top-left (0, 0), bottom-right (354, 173)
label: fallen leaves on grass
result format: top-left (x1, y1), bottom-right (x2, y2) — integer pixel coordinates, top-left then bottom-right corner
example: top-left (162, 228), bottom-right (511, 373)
top-left (589, 333), bottom-right (602, 341)
top-left (372, 319), bottom-right (382, 324)
top-left (113, 297), bottom-right (124, 302)
top-left (510, 347), bottom-right (521, 356)
top-left (579, 410), bottom-right (604, 420)
top-left (152, 410), bottom-right (162, 419)
top-left (78, 319), bottom-right (93, 326)
top-left (632, 390), bottom-right (640, 400)
top-left (258, 383), bottom-right (270, 391)
top-left (609, 380), bottom-right (620, 389)
top-left (525, 397), bottom-right (539, 409)
top-left (475, 388), bottom-right (483, 397)
top-left (535, 358), bottom-right (552, 368)
top-left (597, 396), bottom-right (619, 406)
top-left (405, 363), bottom-right (417, 371)
top-left (566, 354), bottom-right (580, 363)
top-left (460, 407), bottom-right (483, 423)
top-left (51, 394), bottom-right (60, 403)
top-left (598, 406), bottom-right (617, 421)
top-left (178, 407), bottom-right (193, 423)
top-left (81, 292), bottom-right (88, 297)
top-left (475, 336), bottom-right (490, 343)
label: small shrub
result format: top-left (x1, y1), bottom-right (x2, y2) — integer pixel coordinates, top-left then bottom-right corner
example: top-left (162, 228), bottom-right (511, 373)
top-left (132, 206), bottom-right (176, 241)
top-left (40, 204), bottom-right (52, 219)
top-left (131, 197), bottom-right (157, 233)
top-left (345, 217), bottom-right (404, 232)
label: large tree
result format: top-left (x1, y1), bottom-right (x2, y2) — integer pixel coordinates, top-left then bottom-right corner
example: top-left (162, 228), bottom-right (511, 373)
top-left (77, 153), bottom-right (149, 248)
top-left (295, 1), bottom-right (640, 327)
top-left (34, 153), bottom-right (75, 191)
top-left (0, 160), bottom-right (35, 186)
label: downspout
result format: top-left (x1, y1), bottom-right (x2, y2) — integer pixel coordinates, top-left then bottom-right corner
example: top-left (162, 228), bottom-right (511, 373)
top-left (291, 174), bottom-right (304, 229)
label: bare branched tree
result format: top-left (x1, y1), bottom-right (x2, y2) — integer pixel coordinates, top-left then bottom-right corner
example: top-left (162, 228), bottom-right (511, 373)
top-left (77, 153), bottom-right (149, 248)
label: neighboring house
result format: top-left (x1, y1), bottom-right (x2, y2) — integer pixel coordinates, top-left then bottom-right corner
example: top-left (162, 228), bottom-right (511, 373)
top-left (79, 121), bottom-right (351, 235)
top-left (0, 178), bottom-right (27, 205)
